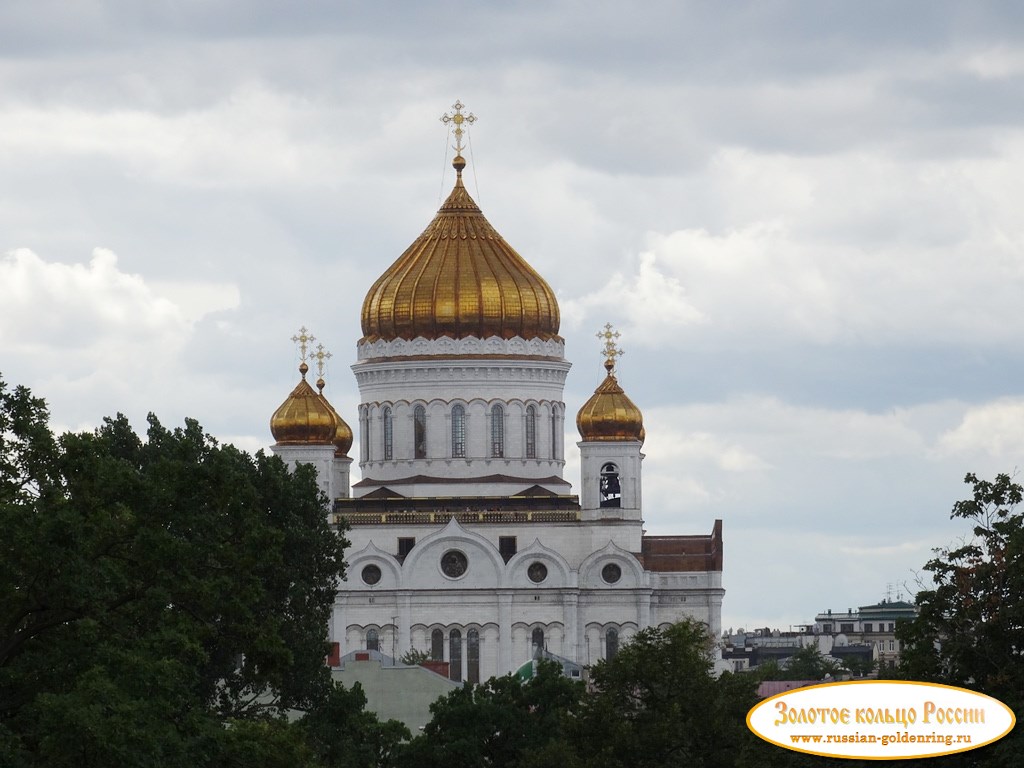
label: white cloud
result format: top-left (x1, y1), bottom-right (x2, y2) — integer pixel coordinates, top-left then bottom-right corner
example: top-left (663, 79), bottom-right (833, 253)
top-left (1, 1), bottom-right (1022, 634)
top-left (646, 397), bottom-right (928, 466)
top-left (0, 248), bottom-right (186, 346)
top-left (962, 46), bottom-right (1024, 80)
top-left (1, 247), bottom-right (240, 432)
top-left (0, 85), bottom-right (356, 189)
top-left (561, 250), bottom-right (707, 333)
top-left (936, 398), bottom-right (1024, 460)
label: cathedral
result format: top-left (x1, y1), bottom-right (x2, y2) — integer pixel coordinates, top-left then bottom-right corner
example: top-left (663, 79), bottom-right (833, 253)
top-left (269, 103), bottom-right (723, 683)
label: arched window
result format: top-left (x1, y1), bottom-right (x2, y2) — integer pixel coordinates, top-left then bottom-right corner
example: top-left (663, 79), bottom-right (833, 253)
top-left (361, 406), bottom-right (369, 461)
top-left (600, 462), bottom-right (621, 508)
top-left (531, 627), bottom-right (544, 658)
top-left (606, 627), bottom-right (619, 660)
top-left (525, 405), bottom-right (537, 458)
top-left (451, 404), bottom-right (466, 458)
top-left (467, 629), bottom-right (480, 684)
top-left (366, 628), bottom-right (379, 652)
top-left (449, 629), bottom-right (462, 682)
top-left (414, 405), bottom-right (427, 459)
top-left (382, 407), bottom-right (393, 461)
top-left (490, 404), bottom-right (504, 458)
top-left (431, 628), bottom-right (444, 661)
top-left (551, 407), bottom-right (559, 460)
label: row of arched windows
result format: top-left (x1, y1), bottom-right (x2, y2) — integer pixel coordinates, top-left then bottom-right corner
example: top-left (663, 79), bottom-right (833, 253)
top-left (430, 628), bottom-right (480, 683)
top-left (530, 626), bottom-right (617, 659)
top-left (369, 626), bottom-right (620, 680)
top-left (383, 404), bottom-right (432, 460)
top-left (367, 403), bottom-right (557, 461)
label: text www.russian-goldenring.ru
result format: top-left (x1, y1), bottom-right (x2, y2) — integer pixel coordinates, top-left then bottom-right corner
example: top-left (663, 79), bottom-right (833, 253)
top-left (790, 732), bottom-right (972, 747)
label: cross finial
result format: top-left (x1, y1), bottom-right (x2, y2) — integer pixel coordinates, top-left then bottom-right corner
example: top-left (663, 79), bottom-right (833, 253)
top-left (597, 323), bottom-right (624, 373)
top-left (440, 99), bottom-right (477, 157)
top-left (291, 326), bottom-right (315, 363)
top-left (312, 343), bottom-right (332, 379)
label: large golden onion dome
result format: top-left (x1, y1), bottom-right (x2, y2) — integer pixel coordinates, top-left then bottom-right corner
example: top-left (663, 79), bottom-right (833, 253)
top-left (360, 154), bottom-right (561, 343)
top-left (270, 362), bottom-right (338, 445)
top-left (576, 359), bottom-right (645, 443)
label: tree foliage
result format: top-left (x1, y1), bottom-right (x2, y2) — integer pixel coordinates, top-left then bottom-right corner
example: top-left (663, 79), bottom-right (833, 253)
top-left (398, 647), bottom-right (431, 666)
top-left (398, 660), bottom-right (583, 768)
top-left (302, 681), bottom-right (410, 768)
top-left (577, 621), bottom-right (760, 768)
top-left (757, 645), bottom-right (843, 682)
top-left (0, 375), bottom-right (360, 766)
top-left (400, 620), bottom-right (796, 768)
top-left (896, 471), bottom-right (1024, 766)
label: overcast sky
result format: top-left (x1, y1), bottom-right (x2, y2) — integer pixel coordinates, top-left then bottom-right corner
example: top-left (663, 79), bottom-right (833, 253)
top-left (2, 1), bottom-right (1023, 633)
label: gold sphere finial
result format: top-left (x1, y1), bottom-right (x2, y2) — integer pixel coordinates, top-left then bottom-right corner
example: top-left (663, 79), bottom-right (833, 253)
top-left (596, 323), bottom-right (624, 374)
top-left (298, 361), bottom-right (309, 379)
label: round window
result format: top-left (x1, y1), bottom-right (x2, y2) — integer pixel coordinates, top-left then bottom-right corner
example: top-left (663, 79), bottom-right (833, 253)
top-left (601, 563), bottom-right (622, 584)
top-left (528, 562), bottom-right (548, 583)
top-left (361, 564), bottom-right (382, 585)
top-left (440, 550), bottom-right (468, 578)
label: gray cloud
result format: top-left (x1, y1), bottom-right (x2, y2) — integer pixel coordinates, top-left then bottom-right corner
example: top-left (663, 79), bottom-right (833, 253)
top-left (3, 0), bottom-right (1023, 633)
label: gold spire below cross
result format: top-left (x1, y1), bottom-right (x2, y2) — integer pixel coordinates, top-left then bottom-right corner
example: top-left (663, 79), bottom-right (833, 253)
top-left (312, 343), bottom-right (333, 379)
top-left (291, 326), bottom-right (316, 362)
top-left (597, 323), bottom-right (624, 372)
top-left (440, 99), bottom-right (476, 155)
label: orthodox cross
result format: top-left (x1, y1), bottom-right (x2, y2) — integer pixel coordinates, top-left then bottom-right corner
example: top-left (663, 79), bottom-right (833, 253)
top-left (597, 323), bottom-right (624, 372)
top-left (440, 99), bottom-right (476, 155)
top-left (291, 326), bottom-right (315, 362)
top-left (312, 343), bottom-right (333, 379)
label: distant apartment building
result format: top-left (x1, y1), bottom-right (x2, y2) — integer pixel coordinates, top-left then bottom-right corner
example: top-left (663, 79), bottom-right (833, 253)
top-left (811, 599), bottom-right (918, 669)
top-left (722, 598), bottom-right (917, 675)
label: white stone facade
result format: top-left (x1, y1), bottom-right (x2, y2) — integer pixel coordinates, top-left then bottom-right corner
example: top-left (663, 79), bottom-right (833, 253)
top-left (336, 517), bottom-right (724, 682)
top-left (274, 339), bottom-right (723, 683)
top-left (352, 336), bottom-right (572, 496)
top-left (267, 331), bottom-right (729, 683)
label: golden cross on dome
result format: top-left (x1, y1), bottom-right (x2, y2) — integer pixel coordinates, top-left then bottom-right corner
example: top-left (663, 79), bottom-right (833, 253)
top-left (291, 326), bottom-right (315, 363)
top-left (597, 323), bottom-right (624, 371)
top-left (440, 99), bottom-right (476, 155)
top-left (312, 343), bottom-right (332, 379)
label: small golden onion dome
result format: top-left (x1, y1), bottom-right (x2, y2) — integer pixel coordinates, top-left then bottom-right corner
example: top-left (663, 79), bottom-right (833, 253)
top-left (576, 359), bottom-right (645, 442)
top-left (270, 363), bottom-right (338, 445)
top-left (360, 155), bottom-right (561, 343)
top-left (332, 417), bottom-right (354, 457)
top-left (317, 377), bottom-right (354, 457)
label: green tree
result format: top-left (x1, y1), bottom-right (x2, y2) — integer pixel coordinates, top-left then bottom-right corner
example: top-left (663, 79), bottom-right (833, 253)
top-left (897, 471), bottom-right (1024, 766)
top-left (840, 655), bottom-right (876, 678)
top-left (301, 681), bottom-right (410, 768)
top-left (0, 375), bottom-right (354, 766)
top-left (398, 647), bottom-right (431, 665)
top-left (576, 620), bottom-right (760, 768)
top-left (398, 660), bottom-right (583, 768)
top-left (780, 645), bottom-right (842, 681)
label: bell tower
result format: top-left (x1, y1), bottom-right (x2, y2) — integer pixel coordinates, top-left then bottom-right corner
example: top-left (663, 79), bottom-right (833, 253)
top-left (576, 325), bottom-right (644, 520)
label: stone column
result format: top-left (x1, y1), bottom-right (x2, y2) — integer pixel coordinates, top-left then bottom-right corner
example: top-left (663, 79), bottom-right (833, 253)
top-left (498, 592), bottom-right (513, 674)
top-left (638, 589), bottom-right (652, 629)
top-left (562, 591), bottom-right (580, 663)
top-left (398, 591), bottom-right (411, 658)
top-left (332, 592), bottom-right (349, 654)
